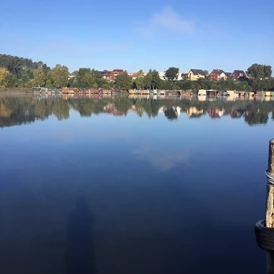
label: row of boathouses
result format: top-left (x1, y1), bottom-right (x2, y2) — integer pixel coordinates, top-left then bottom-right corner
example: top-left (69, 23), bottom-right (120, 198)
top-left (33, 87), bottom-right (274, 98)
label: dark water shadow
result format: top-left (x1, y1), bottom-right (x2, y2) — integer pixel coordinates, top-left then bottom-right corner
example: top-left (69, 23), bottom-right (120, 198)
top-left (66, 197), bottom-right (95, 274)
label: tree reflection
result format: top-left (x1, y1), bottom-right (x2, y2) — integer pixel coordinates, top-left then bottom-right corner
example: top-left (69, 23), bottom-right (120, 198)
top-left (66, 197), bottom-right (95, 274)
top-left (52, 99), bottom-right (70, 120)
top-left (164, 107), bottom-right (179, 120)
top-left (244, 103), bottom-right (269, 126)
top-left (1, 95), bottom-right (274, 127)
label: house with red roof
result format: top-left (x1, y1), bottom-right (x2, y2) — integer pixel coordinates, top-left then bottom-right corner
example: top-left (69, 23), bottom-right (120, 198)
top-left (209, 69), bottom-right (226, 80)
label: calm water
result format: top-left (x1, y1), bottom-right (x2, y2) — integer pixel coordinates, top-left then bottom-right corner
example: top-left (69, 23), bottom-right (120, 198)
top-left (0, 95), bottom-right (273, 274)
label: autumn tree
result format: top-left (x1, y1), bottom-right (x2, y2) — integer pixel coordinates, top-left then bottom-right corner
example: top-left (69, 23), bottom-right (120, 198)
top-left (0, 68), bottom-right (11, 87)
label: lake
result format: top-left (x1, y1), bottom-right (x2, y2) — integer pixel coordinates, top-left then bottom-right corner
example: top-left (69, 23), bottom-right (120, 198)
top-left (0, 94), bottom-right (272, 274)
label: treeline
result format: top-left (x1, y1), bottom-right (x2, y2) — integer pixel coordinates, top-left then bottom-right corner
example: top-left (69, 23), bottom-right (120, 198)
top-left (0, 54), bottom-right (113, 89)
top-left (116, 65), bottom-right (274, 92)
top-left (1, 96), bottom-right (274, 126)
top-left (0, 54), bottom-right (274, 91)
top-left (0, 54), bottom-right (51, 88)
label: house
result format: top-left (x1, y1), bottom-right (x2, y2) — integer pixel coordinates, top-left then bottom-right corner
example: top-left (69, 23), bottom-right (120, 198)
top-left (231, 70), bottom-right (247, 80)
top-left (177, 72), bottom-right (183, 81)
top-left (102, 70), bottom-right (112, 80)
top-left (112, 69), bottom-right (124, 77)
top-left (209, 69), bottom-right (226, 80)
top-left (159, 71), bottom-right (183, 81)
top-left (158, 72), bottom-right (166, 80)
top-left (68, 73), bottom-right (76, 79)
top-left (224, 72), bottom-right (232, 78)
top-left (128, 72), bottom-right (138, 80)
top-left (102, 69), bottom-right (124, 82)
top-left (181, 72), bottom-right (188, 80)
top-left (188, 69), bottom-right (206, 81)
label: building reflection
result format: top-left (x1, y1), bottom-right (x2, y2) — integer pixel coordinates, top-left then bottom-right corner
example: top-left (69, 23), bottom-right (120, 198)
top-left (207, 108), bottom-right (225, 118)
top-left (1, 95), bottom-right (274, 127)
top-left (230, 109), bottom-right (245, 118)
top-left (186, 107), bottom-right (204, 118)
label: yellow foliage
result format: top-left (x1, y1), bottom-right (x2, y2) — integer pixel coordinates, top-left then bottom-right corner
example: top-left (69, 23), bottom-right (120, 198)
top-left (0, 67), bottom-right (10, 87)
top-left (0, 101), bottom-right (12, 117)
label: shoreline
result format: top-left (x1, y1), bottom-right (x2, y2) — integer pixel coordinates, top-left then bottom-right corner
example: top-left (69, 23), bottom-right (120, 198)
top-left (0, 88), bottom-right (33, 93)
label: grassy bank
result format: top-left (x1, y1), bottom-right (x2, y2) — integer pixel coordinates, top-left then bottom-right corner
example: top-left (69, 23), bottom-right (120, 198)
top-left (0, 88), bottom-right (33, 93)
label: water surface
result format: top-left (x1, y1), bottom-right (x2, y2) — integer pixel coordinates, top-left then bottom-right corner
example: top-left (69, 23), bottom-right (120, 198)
top-left (0, 95), bottom-right (272, 274)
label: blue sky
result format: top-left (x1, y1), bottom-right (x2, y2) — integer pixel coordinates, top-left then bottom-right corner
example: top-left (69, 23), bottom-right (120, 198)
top-left (0, 0), bottom-right (273, 73)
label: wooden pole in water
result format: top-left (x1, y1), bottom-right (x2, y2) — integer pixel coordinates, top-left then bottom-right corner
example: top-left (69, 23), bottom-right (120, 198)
top-left (267, 139), bottom-right (274, 175)
top-left (266, 139), bottom-right (274, 273)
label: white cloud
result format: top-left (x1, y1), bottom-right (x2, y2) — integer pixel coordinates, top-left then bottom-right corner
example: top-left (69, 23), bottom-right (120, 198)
top-left (135, 6), bottom-right (194, 37)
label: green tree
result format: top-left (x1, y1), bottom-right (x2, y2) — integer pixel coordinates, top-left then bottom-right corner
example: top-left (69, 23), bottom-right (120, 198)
top-left (5, 73), bottom-right (18, 88)
top-left (42, 64), bottom-right (51, 73)
top-left (160, 79), bottom-right (174, 89)
top-left (51, 64), bottom-right (69, 87)
top-left (135, 70), bottom-right (145, 89)
top-left (144, 70), bottom-right (152, 89)
top-left (96, 78), bottom-right (113, 89)
top-left (33, 68), bottom-right (46, 87)
top-left (248, 64), bottom-right (272, 79)
top-left (151, 70), bottom-right (161, 89)
top-left (164, 67), bottom-right (179, 81)
top-left (176, 80), bottom-right (193, 90)
top-left (81, 72), bottom-right (95, 87)
top-left (45, 70), bottom-right (53, 86)
top-left (17, 71), bottom-right (31, 87)
top-left (68, 77), bottom-right (78, 88)
top-left (102, 83), bottom-right (111, 89)
top-left (0, 54), bottom-right (50, 80)
top-left (76, 68), bottom-right (96, 88)
top-left (115, 71), bottom-right (131, 90)
top-left (91, 69), bottom-right (102, 79)
top-left (196, 78), bottom-right (211, 89)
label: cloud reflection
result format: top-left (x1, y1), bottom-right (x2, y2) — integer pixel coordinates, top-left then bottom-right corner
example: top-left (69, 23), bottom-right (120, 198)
top-left (133, 145), bottom-right (189, 172)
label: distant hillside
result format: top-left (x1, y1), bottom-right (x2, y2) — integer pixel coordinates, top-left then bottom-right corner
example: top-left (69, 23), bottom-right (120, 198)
top-left (0, 54), bottom-right (50, 77)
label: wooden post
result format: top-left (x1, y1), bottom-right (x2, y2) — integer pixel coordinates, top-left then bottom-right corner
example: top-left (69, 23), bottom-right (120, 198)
top-left (268, 139), bottom-right (274, 174)
top-left (266, 139), bottom-right (274, 273)
top-left (266, 185), bottom-right (274, 228)
top-left (267, 253), bottom-right (274, 274)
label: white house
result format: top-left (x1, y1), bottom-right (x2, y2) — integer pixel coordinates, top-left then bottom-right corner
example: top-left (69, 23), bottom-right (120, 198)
top-left (158, 72), bottom-right (166, 80)
top-left (159, 71), bottom-right (183, 81)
